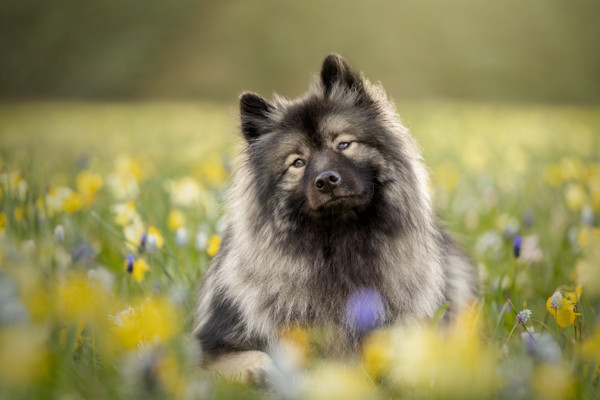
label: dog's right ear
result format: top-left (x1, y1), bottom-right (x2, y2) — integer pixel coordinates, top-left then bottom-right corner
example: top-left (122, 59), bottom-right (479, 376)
top-left (240, 92), bottom-right (274, 142)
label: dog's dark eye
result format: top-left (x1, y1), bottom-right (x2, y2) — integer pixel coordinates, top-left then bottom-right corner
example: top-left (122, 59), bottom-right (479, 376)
top-left (292, 158), bottom-right (306, 168)
top-left (337, 142), bottom-right (351, 151)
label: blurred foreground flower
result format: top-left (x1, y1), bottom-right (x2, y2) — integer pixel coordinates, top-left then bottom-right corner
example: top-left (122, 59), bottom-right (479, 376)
top-left (110, 297), bottom-right (179, 350)
top-left (0, 325), bottom-right (49, 385)
top-left (389, 305), bottom-right (498, 397)
top-left (345, 287), bottom-right (384, 334)
top-left (305, 362), bottom-right (376, 400)
top-left (532, 363), bottom-right (575, 400)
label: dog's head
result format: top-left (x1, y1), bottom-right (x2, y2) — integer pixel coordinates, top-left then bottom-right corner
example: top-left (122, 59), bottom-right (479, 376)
top-left (238, 54), bottom-right (425, 231)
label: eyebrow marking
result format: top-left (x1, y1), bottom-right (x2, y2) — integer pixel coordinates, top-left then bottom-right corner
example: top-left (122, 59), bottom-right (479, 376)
top-left (319, 114), bottom-right (352, 139)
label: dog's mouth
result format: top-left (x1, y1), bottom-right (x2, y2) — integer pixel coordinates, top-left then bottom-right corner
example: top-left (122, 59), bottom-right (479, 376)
top-left (309, 191), bottom-right (372, 215)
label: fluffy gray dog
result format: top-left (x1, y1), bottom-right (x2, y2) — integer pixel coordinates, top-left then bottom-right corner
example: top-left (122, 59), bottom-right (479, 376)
top-left (193, 53), bottom-right (477, 381)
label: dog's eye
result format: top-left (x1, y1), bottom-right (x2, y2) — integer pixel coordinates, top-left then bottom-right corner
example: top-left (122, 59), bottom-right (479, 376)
top-left (292, 158), bottom-right (306, 168)
top-left (337, 142), bottom-right (352, 151)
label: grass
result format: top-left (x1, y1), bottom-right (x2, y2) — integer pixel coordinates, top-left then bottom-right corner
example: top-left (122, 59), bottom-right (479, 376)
top-left (0, 100), bottom-right (599, 399)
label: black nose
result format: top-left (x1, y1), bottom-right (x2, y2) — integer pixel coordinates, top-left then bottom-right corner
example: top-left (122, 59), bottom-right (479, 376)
top-left (315, 171), bottom-right (341, 192)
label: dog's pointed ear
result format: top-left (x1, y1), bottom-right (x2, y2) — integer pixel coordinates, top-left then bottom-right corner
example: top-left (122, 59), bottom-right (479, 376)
top-left (239, 92), bottom-right (274, 142)
top-left (320, 53), bottom-right (364, 97)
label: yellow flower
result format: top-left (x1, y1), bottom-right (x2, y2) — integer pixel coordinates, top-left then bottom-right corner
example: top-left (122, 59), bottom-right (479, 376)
top-left (306, 362), bottom-right (376, 400)
top-left (279, 324), bottom-right (311, 368)
top-left (390, 304), bottom-right (498, 397)
top-left (198, 156), bottom-right (228, 187)
top-left (64, 191), bottom-right (83, 213)
top-left (206, 234), bottom-right (221, 257)
top-left (112, 201), bottom-right (140, 226)
top-left (532, 363), bottom-right (575, 400)
top-left (546, 291), bottom-right (576, 328)
top-left (130, 258), bottom-right (150, 282)
top-left (76, 170), bottom-right (103, 205)
top-left (362, 329), bottom-right (393, 379)
top-left (106, 155), bottom-right (143, 200)
top-left (110, 297), bottom-right (179, 349)
top-left (543, 164), bottom-right (563, 188)
top-left (45, 186), bottom-right (73, 216)
top-left (0, 212), bottom-right (6, 233)
top-left (565, 284), bottom-right (582, 305)
top-left (0, 325), bottom-right (49, 385)
top-left (167, 209), bottom-right (185, 231)
top-left (564, 183), bottom-right (588, 212)
top-left (164, 176), bottom-right (201, 208)
top-left (57, 273), bottom-right (108, 323)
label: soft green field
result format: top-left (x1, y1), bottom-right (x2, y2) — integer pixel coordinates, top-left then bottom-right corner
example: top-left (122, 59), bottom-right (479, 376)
top-left (0, 102), bottom-right (599, 399)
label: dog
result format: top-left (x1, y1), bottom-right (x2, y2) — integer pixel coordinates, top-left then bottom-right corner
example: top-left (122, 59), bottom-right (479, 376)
top-left (193, 53), bottom-right (477, 383)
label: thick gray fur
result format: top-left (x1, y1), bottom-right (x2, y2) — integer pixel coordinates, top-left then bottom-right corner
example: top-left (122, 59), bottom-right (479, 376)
top-left (193, 54), bottom-right (477, 380)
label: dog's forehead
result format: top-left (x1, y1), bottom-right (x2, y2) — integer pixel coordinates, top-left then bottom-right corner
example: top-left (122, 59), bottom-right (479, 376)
top-left (279, 97), bottom-right (362, 146)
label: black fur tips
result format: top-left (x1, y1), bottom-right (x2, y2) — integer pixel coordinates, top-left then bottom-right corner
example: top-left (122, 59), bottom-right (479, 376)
top-left (320, 53), bottom-right (364, 96)
top-left (240, 92), bottom-right (273, 142)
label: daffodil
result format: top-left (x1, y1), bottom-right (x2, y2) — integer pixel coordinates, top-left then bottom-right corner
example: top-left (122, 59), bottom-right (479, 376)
top-left (76, 170), bottom-right (103, 205)
top-left (64, 191), bottom-right (83, 213)
top-left (167, 209), bottom-right (185, 231)
top-left (112, 201), bottom-right (140, 226)
top-left (110, 297), bottom-right (179, 349)
top-left (164, 176), bottom-right (201, 208)
top-left (546, 291), bottom-right (576, 328)
top-left (206, 234), bottom-right (221, 257)
top-left (564, 183), bottom-right (588, 212)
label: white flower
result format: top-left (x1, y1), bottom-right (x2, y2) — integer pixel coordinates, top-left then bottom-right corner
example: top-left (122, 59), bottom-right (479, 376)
top-left (175, 227), bottom-right (188, 247)
top-left (550, 292), bottom-right (562, 310)
top-left (53, 224), bottom-right (65, 244)
top-left (516, 309), bottom-right (532, 324)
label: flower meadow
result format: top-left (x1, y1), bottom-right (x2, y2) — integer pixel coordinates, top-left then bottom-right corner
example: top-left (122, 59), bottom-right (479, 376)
top-left (0, 101), bottom-right (599, 399)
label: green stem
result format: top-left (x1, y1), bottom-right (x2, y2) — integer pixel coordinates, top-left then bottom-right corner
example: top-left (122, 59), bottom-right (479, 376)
top-left (506, 322), bottom-right (519, 344)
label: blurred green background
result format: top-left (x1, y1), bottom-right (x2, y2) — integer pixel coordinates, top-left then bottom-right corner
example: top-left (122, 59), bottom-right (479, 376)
top-left (1, 0), bottom-right (599, 104)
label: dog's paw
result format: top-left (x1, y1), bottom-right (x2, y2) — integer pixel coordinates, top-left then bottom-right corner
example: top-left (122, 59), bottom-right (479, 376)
top-left (209, 350), bottom-right (280, 387)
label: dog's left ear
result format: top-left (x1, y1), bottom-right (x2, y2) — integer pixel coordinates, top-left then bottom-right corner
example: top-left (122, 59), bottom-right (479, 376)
top-left (320, 53), bottom-right (365, 97)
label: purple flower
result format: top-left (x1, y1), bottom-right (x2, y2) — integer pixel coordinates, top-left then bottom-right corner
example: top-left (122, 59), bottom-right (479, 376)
top-left (139, 232), bottom-right (147, 251)
top-left (513, 234), bottom-right (522, 258)
top-left (345, 287), bottom-right (385, 334)
top-left (125, 253), bottom-right (136, 273)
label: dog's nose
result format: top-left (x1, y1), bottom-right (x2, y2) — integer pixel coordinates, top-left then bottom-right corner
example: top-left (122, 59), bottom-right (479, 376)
top-left (315, 171), bottom-right (341, 192)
